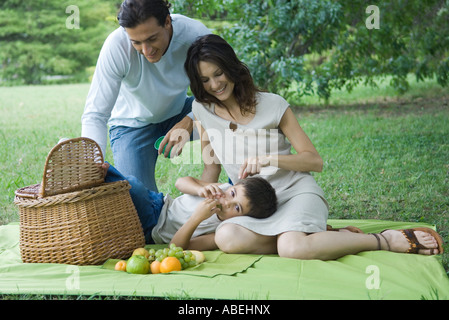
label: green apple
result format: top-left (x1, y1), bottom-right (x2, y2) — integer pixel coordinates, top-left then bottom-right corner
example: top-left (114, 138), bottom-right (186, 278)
top-left (126, 255), bottom-right (150, 274)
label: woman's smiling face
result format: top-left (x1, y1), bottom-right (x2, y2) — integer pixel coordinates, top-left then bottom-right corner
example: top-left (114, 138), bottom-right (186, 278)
top-left (198, 60), bottom-right (235, 104)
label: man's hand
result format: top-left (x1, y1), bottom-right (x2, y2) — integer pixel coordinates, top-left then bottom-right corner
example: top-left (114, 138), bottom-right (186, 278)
top-left (158, 116), bottom-right (193, 158)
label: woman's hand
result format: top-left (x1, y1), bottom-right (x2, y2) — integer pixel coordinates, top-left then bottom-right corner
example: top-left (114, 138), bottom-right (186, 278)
top-left (238, 156), bottom-right (271, 179)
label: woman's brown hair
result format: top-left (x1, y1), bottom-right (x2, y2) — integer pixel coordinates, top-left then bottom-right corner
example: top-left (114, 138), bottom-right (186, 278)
top-left (184, 34), bottom-right (260, 115)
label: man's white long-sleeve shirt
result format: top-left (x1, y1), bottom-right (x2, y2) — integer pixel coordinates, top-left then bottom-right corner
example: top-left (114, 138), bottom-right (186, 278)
top-left (81, 14), bottom-right (210, 154)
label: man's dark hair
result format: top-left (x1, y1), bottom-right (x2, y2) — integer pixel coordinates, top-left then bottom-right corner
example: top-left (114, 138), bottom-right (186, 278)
top-left (236, 177), bottom-right (277, 219)
top-left (117, 0), bottom-right (171, 28)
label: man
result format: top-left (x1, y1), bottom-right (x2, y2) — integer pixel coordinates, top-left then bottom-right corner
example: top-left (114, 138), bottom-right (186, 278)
top-left (81, 0), bottom-right (211, 191)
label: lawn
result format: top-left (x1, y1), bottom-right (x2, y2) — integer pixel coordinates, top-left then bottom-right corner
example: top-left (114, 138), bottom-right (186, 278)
top-left (0, 78), bottom-right (448, 279)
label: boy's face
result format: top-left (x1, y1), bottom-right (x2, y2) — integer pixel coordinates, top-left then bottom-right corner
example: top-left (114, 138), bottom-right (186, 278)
top-left (125, 15), bottom-right (172, 63)
top-left (215, 185), bottom-right (250, 221)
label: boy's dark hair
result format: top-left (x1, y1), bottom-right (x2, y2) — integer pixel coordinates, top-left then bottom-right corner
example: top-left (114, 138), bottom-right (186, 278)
top-left (117, 0), bottom-right (171, 28)
top-left (236, 177), bottom-right (277, 219)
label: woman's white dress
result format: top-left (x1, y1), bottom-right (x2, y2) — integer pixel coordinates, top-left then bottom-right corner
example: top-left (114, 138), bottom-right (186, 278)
top-left (192, 92), bottom-right (329, 235)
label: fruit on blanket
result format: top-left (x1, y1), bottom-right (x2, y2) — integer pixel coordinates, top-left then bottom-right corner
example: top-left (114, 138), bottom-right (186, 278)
top-left (132, 248), bottom-right (150, 259)
top-left (160, 256), bottom-right (182, 273)
top-left (188, 250), bottom-right (206, 264)
top-left (154, 244), bottom-right (202, 269)
top-left (126, 255), bottom-right (150, 274)
top-left (114, 260), bottom-right (127, 272)
top-left (182, 250), bottom-right (198, 269)
top-left (148, 248), bottom-right (156, 262)
top-left (127, 244), bottom-right (204, 272)
top-left (150, 260), bottom-right (161, 274)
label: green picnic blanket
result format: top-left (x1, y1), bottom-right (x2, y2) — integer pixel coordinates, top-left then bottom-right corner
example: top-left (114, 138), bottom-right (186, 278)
top-left (1, 220), bottom-right (448, 300)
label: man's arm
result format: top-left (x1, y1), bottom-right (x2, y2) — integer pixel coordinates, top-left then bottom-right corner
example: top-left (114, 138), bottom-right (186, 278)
top-left (81, 29), bottom-right (127, 154)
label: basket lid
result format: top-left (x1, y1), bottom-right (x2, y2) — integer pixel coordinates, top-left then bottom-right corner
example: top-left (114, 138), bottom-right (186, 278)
top-left (14, 184), bottom-right (41, 199)
top-left (40, 137), bottom-right (105, 197)
top-left (16, 137), bottom-right (106, 198)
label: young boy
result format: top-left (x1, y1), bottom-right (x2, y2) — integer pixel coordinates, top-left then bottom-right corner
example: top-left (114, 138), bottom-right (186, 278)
top-left (104, 163), bottom-right (277, 251)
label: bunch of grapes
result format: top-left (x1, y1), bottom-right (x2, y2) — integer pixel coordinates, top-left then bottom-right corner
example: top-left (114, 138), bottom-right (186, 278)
top-left (148, 243), bottom-right (197, 270)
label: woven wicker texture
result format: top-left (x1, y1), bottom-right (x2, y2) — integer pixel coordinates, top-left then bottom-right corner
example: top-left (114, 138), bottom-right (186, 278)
top-left (14, 138), bottom-right (145, 265)
top-left (40, 137), bottom-right (105, 197)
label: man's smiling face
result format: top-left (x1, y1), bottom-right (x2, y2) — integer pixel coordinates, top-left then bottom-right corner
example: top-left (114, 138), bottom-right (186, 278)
top-left (125, 15), bottom-right (173, 63)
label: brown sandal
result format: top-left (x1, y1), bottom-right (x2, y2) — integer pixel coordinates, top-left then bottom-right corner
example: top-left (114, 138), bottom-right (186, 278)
top-left (396, 228), bottom-right (444, 254)
top-left (372, 228), bottom-right (444, 255)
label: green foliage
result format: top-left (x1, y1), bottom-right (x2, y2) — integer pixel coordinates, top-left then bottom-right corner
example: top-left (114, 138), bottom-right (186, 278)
top-left (0, 0), bottom-right (120, 85)
top-left (1, 0), bottom-right (448, 99)
top-left (173, 0), bottom-right (449, 101)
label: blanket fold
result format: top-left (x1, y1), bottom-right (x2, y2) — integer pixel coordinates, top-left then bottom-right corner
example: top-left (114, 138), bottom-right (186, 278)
top-left (1, 220), bottom-right (448, 300)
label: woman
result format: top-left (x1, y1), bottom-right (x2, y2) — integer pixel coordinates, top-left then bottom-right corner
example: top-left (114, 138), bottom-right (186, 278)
top-left (184, 34), bottom-right (443, 259)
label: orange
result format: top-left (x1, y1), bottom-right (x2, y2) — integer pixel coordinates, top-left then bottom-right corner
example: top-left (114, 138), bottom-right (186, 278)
top-left (150, 260), bottom-right (161, 274)
top-left (114, 260), bottom-right (127, 272)
top-left (160, 257), bottom-right (182, 273)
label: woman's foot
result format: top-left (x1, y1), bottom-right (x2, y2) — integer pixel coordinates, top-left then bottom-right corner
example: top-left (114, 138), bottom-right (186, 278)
top-left (378, 229), bottom-right (440, 255)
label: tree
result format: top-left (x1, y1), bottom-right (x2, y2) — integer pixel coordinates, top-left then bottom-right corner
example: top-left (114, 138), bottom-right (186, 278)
top-left (0, 0), bottom-right (120, 85)
top-left (173, 0), bottom-right (449, 101)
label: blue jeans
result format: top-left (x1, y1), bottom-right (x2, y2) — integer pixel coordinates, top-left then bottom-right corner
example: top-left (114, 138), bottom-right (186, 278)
top-left (109, 96), bottom-right (194, 192)
top-left (105, 163), bottom-right (164, 244)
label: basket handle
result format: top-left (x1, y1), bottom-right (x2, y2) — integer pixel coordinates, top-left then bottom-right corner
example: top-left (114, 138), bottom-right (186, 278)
top-left (39, 137), bottom-right (105, 197)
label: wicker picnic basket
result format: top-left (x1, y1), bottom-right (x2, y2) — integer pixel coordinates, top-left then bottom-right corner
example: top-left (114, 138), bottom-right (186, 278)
top-left (14, 137), bottom-right (145, 265)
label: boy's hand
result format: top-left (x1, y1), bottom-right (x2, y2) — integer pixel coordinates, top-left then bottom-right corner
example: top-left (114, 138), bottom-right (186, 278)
top-left (198, 184), bottom-right (224, 199)
top-left (193, 198), bottom-right (221, 221)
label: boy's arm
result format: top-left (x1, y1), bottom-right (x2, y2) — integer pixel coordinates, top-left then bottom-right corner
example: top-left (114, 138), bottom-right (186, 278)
top-left (175, 176), bottom-right (223, 198)
top-left (170, 199), bottom-right (219, 251)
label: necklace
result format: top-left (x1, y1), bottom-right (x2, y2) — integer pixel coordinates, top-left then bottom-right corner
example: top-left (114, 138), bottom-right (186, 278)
top-left (215, 105), bottom-right (254, 126)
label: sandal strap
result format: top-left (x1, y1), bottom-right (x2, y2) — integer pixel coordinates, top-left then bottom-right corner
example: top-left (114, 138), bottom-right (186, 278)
top-left (401, 229), bottom-right (426, 253)
top-left (371, 233), bottom-right (391, 251)
top-left (379, 233), bottom-right (391, 251)
top-left (371, 233), bottom-right (382, 250)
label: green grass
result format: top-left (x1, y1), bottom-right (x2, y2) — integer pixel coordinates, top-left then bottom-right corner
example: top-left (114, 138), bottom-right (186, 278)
top-left (0, 78), bottom-right (448, 288)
